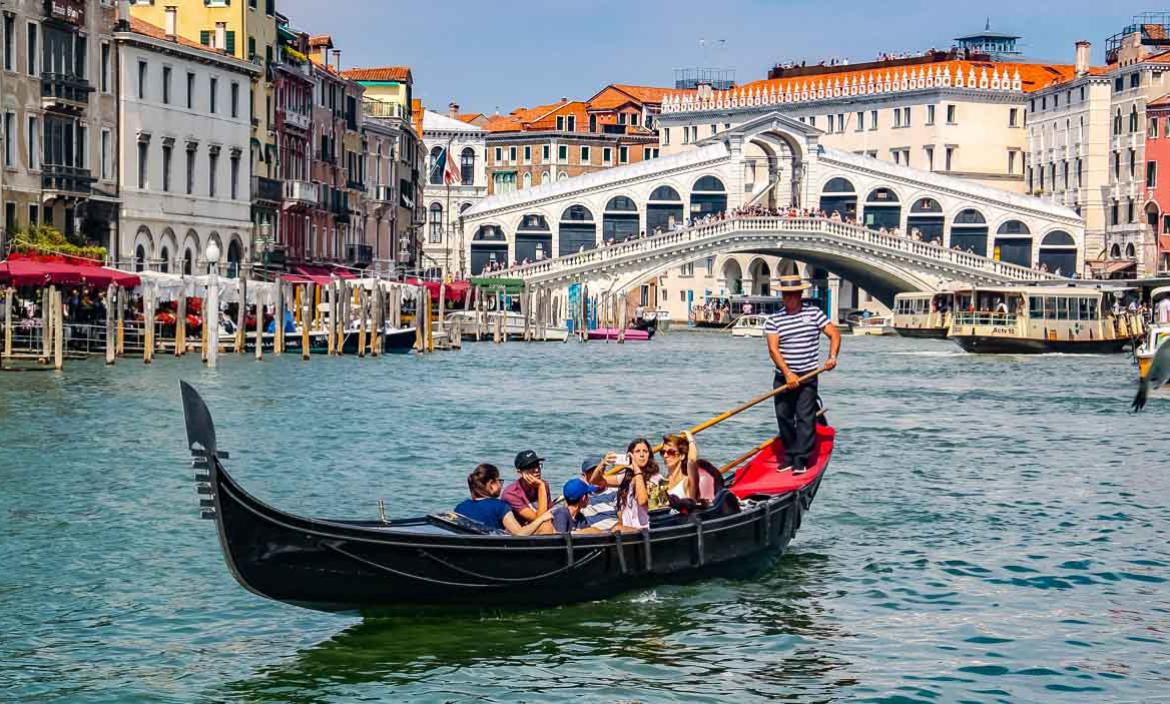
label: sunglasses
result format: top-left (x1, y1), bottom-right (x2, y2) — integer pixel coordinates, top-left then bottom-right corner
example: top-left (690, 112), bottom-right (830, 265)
top-left (661, 448), bottom-right (679, 457)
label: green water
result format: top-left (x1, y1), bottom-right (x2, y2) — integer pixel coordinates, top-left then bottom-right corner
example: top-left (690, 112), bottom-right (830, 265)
top-left (2, 334), bottom-right (1168, 702)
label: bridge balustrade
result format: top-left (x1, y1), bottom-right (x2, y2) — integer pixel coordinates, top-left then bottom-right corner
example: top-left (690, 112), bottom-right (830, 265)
top-left (490, 215), bottom-right (1053, 284)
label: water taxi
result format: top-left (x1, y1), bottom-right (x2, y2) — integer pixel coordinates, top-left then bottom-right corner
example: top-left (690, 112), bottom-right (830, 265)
top-left (947, 285), bottom-right (1145, 354)
top-left (1137, 286), bottom-right (1170, 381)
top-left (892, 292), bottom-right (953, 339)
top-left (851, 316), bottom-right (894, 336)
top-left (731, 314), bottom-right (769, 338)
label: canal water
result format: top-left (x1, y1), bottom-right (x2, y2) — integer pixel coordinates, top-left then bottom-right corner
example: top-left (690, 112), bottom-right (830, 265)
top-left (2, 333), bottom-right (1168, 702)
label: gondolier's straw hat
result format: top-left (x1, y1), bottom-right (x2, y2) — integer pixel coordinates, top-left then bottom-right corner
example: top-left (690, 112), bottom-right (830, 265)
top-left (777, 275), bottom-right (811, 292)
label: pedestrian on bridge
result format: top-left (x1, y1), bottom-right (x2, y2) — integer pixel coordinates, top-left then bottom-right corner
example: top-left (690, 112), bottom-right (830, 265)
top-left (764, 275), bottom-right (842, 475)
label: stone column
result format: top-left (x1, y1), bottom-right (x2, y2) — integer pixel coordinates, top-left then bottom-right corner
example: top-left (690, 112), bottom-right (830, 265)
top-left (827, 274), bottom-right (842, 324)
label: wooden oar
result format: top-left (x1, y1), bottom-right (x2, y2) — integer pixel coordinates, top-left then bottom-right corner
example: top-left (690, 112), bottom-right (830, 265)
top-left (604, 366), bottom-right (827, 476)
top-left (719, 436), bottom-right (778, 474)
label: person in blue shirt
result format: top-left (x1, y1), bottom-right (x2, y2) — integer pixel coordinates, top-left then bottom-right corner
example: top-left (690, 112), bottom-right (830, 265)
top-left (551, 478), bottom-right (602, 534)
top-left (454, 464), bottom-right (553, 535)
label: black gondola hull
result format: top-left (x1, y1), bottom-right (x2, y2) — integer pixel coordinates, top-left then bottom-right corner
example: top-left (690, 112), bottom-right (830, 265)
top-left (893, 326), bottom-right (948, 339)
top-left (949, 334), bottom-right (1130, 354)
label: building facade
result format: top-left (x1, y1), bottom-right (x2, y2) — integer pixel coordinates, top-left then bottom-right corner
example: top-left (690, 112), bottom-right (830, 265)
top-left (128, 0), bottom-right (280, 260)
top-left (1140, 95), bottom-right (1170, 274)
top-left (115, 17), bottom-right (256, 275)
top-left (359, 116), bottom-right (397, 274)
top-left (421, 105), bottom-right (486, 276)
top-left (1, 0), bottom-right (120, 255)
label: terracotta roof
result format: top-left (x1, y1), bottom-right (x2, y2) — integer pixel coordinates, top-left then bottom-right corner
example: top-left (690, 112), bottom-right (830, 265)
top-left (128, 18), bottom-right (242, 63)
top-left (483, 114), bottom-right (524, 132)
top-left (739, 59), bottom-right (1078, 95)
top-left (1147, 92), bottom-right (1170, 108)
top-left (457, 112), bottom-right (486, 124)
top-left (341, 66), bottom-right (413, 83)
top-left (587, 84), bottom-right (696, 110)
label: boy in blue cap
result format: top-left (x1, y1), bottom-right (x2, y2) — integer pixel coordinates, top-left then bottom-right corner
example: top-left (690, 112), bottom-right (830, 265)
top-left (551, 478), bottom-right (601, 533)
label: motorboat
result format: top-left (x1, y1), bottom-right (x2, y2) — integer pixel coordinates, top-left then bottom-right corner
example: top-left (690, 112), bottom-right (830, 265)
top-left (731, 315), bottom-right (769, 338)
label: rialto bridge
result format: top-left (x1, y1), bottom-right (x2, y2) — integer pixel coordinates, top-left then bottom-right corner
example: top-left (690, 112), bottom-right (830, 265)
top-left (461, 113), bottom-right (1082, 308)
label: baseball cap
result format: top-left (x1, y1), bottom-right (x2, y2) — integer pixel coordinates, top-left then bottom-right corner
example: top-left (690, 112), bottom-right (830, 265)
top-left (563, 478), bottom-right (599, 503)
top-left (514, 449), bottom-right (544, 471)
top-left (580, 455), bottom-right (605, 474)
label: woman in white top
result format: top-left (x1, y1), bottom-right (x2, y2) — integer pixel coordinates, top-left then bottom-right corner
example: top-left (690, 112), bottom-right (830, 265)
top-left (664, 431), bottom-right (719, 503)
top-left (615, 438), bottom-right (659, 531)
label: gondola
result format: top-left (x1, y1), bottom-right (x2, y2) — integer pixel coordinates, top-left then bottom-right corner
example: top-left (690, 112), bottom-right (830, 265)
top-left (180, 382), bottom-right (834, 613)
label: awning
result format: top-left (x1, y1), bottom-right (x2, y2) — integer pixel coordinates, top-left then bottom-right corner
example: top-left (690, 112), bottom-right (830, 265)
top-left (0, 253), bottom-right (140, 288)
top-left (404, 278), bottom-right (471, 304)
top-left (1087, 259), bottom-right (1138, 277)
top-left (287, 265), bottom-right (359, 285)
top-left (469, 276), bottom-right (525, 295)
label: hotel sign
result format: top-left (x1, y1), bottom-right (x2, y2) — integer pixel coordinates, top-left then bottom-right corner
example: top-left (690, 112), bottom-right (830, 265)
top-left (46, 0), bottom-right (85, 26)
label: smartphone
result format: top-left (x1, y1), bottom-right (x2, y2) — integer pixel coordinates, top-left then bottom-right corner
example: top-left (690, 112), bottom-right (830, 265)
top-left (623, 453), bottom-right (633, 467)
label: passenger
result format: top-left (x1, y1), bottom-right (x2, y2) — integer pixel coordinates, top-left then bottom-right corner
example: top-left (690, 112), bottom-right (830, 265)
top-left (614, 438), bottom-right (661, 531)
top-left (663, 431), bottom-right (719, 502)
top-left (501, 449), bottom-right (554, 533)
top-left (580, 454), bottom-right (621, 531)
top-left (454, 464), bottom-right (553, 535)
top-left (550, 478), bottom-right (604, 533)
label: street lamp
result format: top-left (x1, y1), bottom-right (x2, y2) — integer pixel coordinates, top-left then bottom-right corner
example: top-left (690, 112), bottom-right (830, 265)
top-left (206, 241), bottom-right (220, 368)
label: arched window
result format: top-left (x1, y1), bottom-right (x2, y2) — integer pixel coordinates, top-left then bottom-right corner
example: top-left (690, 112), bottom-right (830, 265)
top-left (648, 185), bottom-right (684, 233)
top-left (522, 172), bottom-right (532, 189)
top-left (994, 220), bottom-right (1032, 267)
top-left (865, 187), bottom-right (899, 203)
top-left (559, 205), bottom-right (596, 254)
top-left (996, 220), bottom-right (1031, 235)
top-left (557, 172), bottom-right (568, 181)
top-left (226, 239), bottom-right (242, 278)
top-left (135, 245), bottom-right (146, 272)
top-left (1041, 231), bottom-right (1076, 247)
top-left (429, 203), bottom-right (443, 243)
top-left (429, 146), bottom-right (443, 185)
top-left (1129, 106), bottom-right (1139, 133)
top-left (907, 197), bottom-right (944, 243)
top-left (1125, 242), bottom-right (1136, 258)
top-left (159, 246), bottom-right (170, 273)
top-left (1114, 108), bottom-right (1123, 135)
top-left (604, 196), bottom-right (639, 242)
top-left (910, 197), bottom-right (942, 213)
top-left (1110, 243), bottom-right (1122, 259)
top-left (183, 249), bottom-right (193, 275)
top-left (460, 202), bottom-right (472, 214)
top-left (460, 147), bottom-right (475, 184)
top-left (954, 208), bottom-right (986, 224)
top-left (516, 214), bottom-right (552, 261)
top-left (690, 176), bottom-right (727, 218)
top-left (541, 171), bottom-right (550, 185)
top-left (821, 177), bottom-right (855, 193)
top-left (950, 208), bottom-right (988, 254)
top-left (649, 185), bottom-right (682, 201)
top-left (1039, 230), bottom-right (1077, 276)
top-left (470, 225), bottom-right (508, 274)
top-left (862, 188), bottom-right (900, 231)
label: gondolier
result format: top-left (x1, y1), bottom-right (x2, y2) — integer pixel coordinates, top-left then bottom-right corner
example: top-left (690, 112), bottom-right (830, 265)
top-left (765, 275), bottom-right (841, 475)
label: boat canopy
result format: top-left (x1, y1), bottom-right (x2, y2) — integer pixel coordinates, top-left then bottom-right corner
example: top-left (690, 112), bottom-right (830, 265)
top-left (469, 277), bottom-right (525, 295)
top-left (405, 278), bottom-right (471, 304)
top-left (0, 252), bottom-right (140, 288)
top-left (282, 265), bottom-right (358, 285)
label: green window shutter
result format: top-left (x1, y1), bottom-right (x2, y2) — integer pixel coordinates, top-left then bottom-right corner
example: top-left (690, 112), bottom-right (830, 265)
top-left (248, 36), bottom-right (256, 59)
top-left (199, 31), bottom-right (210, 46)
top-left (225, 31), bottom-right (236, 56)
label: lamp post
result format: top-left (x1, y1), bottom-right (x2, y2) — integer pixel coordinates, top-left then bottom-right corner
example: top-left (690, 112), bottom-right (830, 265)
top-left (206, 241), bottom-right (220, 369)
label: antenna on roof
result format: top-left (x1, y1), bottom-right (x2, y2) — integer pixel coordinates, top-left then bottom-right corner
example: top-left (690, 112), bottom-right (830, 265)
top-left (986, 16), bottom-right (991, 31)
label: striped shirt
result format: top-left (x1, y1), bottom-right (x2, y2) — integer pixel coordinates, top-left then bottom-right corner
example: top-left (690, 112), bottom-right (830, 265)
top-left (764, 303), bottom-right (830, 374)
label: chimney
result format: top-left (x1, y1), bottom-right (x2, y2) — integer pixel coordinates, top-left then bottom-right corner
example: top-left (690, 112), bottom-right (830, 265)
top-left (215, 22), bottom-right (226, 53)
top-left (1075, 40), bottom-right (1090, 77)
top-left (448, 101), bottom-right (459, 118)
top-left (117, 0), bottom-right (130, 29)
top-left (164, 6), bottom-right (177, 38)
top-left (332, 50), bottom-right (341, 72)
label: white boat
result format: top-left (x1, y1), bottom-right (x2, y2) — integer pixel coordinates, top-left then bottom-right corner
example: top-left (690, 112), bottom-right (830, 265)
top-left (446, 310), bottom-right (570, 342)
top-left (731, 314), bottom-right (768, 338)
top-left (852, 316), bottom-right (895, 336)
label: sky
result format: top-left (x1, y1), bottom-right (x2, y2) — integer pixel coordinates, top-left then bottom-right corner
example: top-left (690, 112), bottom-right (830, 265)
top-left (279, 0), bottom-right (1140, 114)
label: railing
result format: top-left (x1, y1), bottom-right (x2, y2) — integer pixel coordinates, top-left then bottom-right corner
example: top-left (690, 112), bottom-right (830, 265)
top-left (369, 184), bottom-right (393, 203)
top-left (346, 243), bottom-right (374, 267)
top-left (41, 164), bottom-right (93, 196)
top-left (41, 73), bottom-right (92, 108)
top-left (283, 179), bottom-right (318, 205)
top-left (252, 175), bottom-right (282, 203)
top-left (492, 215), bottom-right (1055, 283)
top-left (362, 99), bottom-right (408, 120)
top-left (952, 312), bottom-right (1020, 327)
top-left (280, 109), bottom-right (310, 130)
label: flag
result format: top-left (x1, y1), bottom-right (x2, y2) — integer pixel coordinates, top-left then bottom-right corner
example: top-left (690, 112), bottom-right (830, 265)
top-left (441, 146), bottom-right (461, 186)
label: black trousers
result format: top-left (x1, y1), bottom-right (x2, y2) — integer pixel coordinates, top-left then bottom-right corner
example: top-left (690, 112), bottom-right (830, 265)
top-left (773, 372), bottom-right (819, 469)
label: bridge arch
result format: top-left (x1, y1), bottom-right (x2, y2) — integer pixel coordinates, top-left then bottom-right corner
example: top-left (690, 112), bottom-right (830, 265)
top-left (690, 175), bottom-right (728, 219)
top-left (862, 186), bottom-right (902, 231)
top-left (721, 258), bottom-right (744, 294)
top-left (950, 208), bottom-right (988, 255)
top-left (907, 195), bottom-right (945, 243)
top-left (1038, 230), bottom-right (1077, 275)
top-left (819, 177), bottom-right (857, 220)
top-left (470, 224), bottom-right (508, 274)
top-left (559, 204), bottom-right (596, 256)
top-left (747, 257), bottom-right (772, 295)
top-left (993, 219), bottom-right (1033, 267)
top-left (603, 196), bottom-right (639, 243)
top-left (516, 214), bottom-right (552, 263)
top-left (647, 185), bottom-right (685, 234)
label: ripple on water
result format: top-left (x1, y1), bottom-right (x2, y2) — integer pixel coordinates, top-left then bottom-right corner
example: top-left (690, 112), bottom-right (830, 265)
top-left (1, 333), bottom-right (1169, 702)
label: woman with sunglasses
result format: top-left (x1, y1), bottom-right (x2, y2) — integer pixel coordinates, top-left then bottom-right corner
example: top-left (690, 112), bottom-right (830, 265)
top-left (664, 431), bottom-right (717, 503)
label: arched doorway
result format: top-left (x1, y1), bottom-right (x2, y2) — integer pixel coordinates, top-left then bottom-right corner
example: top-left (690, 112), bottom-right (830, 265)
top-left (722, 258), bottom-right (743, 295)
top-left (690, 175), bottom-right (727, 219)
top-left (646, 185), bottom-right (684, 234)
top-left (994, 220), bottom-right (1032, 267)
top-left (819, 177), bottom-right (857, 220)
top-left (515, 214), bottom-right (552, 262)
top-left (1038, 230), bottom-right (1077, 275)
top-left (748, 258), bottom-right (772, 296)
top-left (907, 197), bottom-right (944, 243)
top-left (226, 237), bottom-right (242, 278)
top-left (1146, 201), bottom-right (1161, 232)
top-left (950, 208), bottom-right (988, 255)
top-left (862, 187), bottom-right (901, 230)
top-left (559, 205), bottom-right (596, 254)
top-left (602, 196), bottom-right (639, 242)
top-left (470, 225), bottom-right (507, 274)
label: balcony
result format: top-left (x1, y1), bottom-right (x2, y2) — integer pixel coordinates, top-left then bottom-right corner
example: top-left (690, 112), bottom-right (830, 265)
top-left (347, 179), bottom-right (365, 192)
top-left (281, 109), bottom-right (310, 131)
top-left (252, 176), bottom-right (282, 204)
top-left (346, 243), bottom-right (374, 268)
top-left (371, 184), bottom-right (393, 204)
top-left (283, 179), bottom-right (318, 207)
top-left (331, 192), bottom-right (350, 223)
top-left (41, 73), bottom-right (92, 112)
top-left (42, 164), bottom-right (93, 198)
top-left (362, 98), bottom-right (408, 120)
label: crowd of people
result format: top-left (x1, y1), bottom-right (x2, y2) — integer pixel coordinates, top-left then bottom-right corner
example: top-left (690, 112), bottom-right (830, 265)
top-left (452, 431), bottom-right (737, 536)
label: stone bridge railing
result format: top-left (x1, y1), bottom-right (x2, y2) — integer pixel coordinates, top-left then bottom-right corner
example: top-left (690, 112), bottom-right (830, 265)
top-left (489, 216), bottom-right (1054, 286)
